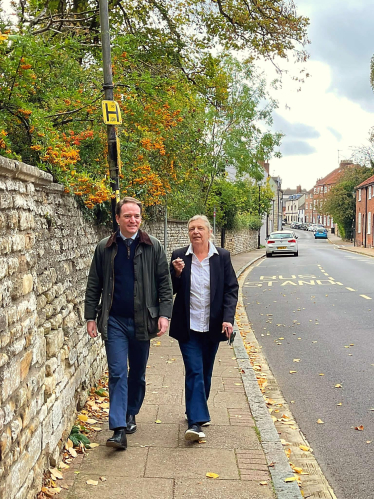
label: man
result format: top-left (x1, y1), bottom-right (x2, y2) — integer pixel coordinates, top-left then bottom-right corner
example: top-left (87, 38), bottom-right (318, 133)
top-left (85, 197), bottom-right (173, 449)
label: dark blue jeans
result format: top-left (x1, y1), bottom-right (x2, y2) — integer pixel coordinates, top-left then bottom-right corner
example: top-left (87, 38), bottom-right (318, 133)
top-left (105, 316), bottom-right (150, 430)
top-left (179, 330), bottom-right (220, 426)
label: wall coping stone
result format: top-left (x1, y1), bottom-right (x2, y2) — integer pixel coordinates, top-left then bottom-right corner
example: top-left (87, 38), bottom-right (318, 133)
top-left (0, 156), bottom-right (53, 185)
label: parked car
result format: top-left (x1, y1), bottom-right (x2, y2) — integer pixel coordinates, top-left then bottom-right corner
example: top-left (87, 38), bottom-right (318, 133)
top-left (314, 228), bottom-right (328, 239)
top-left (308, 225), bottom-right (316, 231)
top-left (266, 231), bottom-right (298, 257)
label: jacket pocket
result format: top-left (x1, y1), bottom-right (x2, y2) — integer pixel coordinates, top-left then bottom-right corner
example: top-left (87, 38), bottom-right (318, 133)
top-left (147, 305), bottom-right (159, 335)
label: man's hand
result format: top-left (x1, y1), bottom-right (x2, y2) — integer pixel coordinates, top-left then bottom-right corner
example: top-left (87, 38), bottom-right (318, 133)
top-left (157, 317), bottom-right (169, 337)
top-left (221, 322), bottom-right (233, 339)
top-left (172, 257), bottom-right (185, 277)
top-left (87, 320), bottom-right (98, 338)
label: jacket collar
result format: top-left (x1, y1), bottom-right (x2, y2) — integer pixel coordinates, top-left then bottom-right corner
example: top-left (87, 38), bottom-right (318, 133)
top-left (105, 228), bottom-right (153, 248)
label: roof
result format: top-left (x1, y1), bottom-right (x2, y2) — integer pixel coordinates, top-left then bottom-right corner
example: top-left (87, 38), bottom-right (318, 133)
top-left (316, 162), bottom-right (356, 187)
top-left (356, 174), bottom-right (374, 189)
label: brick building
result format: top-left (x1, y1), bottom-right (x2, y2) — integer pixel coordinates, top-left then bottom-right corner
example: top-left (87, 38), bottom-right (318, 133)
top-left (307, 161), bottom-right (355, 229)
top-left (355, 174), bottom-right (374, 247)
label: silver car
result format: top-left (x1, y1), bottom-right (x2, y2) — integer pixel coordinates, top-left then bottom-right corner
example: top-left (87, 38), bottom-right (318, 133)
top-left (266, 231), bottom-right (299, 257)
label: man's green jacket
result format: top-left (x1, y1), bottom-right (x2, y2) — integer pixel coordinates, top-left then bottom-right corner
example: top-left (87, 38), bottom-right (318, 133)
top-left (84, 229), bottom-right (173, 341)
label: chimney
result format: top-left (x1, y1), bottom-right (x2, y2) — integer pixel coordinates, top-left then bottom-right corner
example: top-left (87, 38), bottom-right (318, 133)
top-left (296, 185), bottom-right (301, 193)
top-left (259, 160), bottom-right (270, 175)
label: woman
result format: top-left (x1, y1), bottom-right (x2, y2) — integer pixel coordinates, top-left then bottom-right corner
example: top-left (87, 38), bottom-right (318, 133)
top-left (169, 215), bottom-right (239, 441)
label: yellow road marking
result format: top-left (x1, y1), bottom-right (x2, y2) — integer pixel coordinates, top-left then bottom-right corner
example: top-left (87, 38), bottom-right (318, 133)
top-left (346, 287), bottom-right (356, 291)
top-left (360, 295), bottom-right (372, 300)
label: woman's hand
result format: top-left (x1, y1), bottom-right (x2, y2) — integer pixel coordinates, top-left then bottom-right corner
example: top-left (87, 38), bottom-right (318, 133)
top-left (172, 257), bottom-right (185, 277)
top-left (221, 322), bottom-right (233, 339)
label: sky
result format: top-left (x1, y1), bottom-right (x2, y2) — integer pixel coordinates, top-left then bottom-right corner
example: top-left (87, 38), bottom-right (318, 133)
top-left (260, 0), bottom-right (374, 191)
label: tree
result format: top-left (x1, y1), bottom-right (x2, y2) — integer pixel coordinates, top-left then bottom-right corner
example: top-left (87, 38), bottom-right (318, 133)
top-left (0, 0), bottom-right (307, 217)
top-left (322, 165), bottom-right (374, 240)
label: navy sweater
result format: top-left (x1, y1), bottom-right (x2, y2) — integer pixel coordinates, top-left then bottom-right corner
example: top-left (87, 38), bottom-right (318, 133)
top-left (110, 235), bottom-right (137, 318)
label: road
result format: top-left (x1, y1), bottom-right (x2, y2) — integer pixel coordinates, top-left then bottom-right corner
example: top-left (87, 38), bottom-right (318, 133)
top-left (242, 228), bottom-right (374, 499)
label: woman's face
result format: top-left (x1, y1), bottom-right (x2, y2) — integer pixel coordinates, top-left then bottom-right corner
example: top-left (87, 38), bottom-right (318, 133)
top-left (188, 218), bottom-right (210, 246)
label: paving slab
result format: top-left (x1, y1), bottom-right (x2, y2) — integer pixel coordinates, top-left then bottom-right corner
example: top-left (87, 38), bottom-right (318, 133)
top-left (78, 446), bottom-right (148, 477)
top-left (144, 388), bottom-right (183, 406)
top-left (211, 391), bottom-right (250, 408)
top-left (174, 478), bottom-right (274, 499)
top-left (177, 424), bottom-right (262, 450)
top-left (66, 477), bottom-right (174, 499)
top-left (95, 423), bottom-right (180, 448)
top-left (145, 448), bottom-right (239, 480)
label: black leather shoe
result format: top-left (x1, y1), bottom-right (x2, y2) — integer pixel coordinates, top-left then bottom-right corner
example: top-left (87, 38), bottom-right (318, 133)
top-left (125, 414), bottom-right (137, 434)
top-left (106, 428), bottom-right (127, 449)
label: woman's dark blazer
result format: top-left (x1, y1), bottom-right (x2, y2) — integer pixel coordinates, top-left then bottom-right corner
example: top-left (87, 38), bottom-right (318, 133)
top-left (169, 246), bottom-right (239, 343)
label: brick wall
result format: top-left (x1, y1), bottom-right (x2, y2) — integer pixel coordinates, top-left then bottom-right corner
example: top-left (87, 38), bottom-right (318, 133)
top-left (0, 156), bottom-right (257, 499)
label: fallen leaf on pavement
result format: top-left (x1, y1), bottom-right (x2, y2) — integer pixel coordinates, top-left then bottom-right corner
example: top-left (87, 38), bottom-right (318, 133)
top-left (289, 371), bottom-right (297, 374)
top-left (284, 477), bottom-right (297, 483)
top-left (335, 384), bottom-right (342, 388)
top-left (65, 439), bottom-right (73, 449)
top-left (319, 373), bottom-right (324, 376)
top-left (68, 448), bottom-right (77, 458)
top-left (155, 420), bottom-right (162, 424)
top-left (206, 472), bottom-right (219, 479)
top-left (260, 481), bottom-right (268, 485)
top-left (88, 443), bottom-right (100, 448)
top-left (317, 419), bottom-right (324, 424)
top-left (293, 359), bottom-right (300, 363)
top-left (49, 468), bottom-right (63, 480)
top-left (285, 448), bottom-right (291, 458)
top-left (355, 425), bottom-right (364, 431)
top-left (41, 487), bottom-right (61, 496)
top-left (99, 477), bottom-right (107, 482)
top-left (86, 480), bottom-right (98, 486)
top-left (299, 445), bottom-right (310, 452)
top-left (337, 403), bottom-right (342, 406)
top-left (78, 414), bottom-right (88, 422)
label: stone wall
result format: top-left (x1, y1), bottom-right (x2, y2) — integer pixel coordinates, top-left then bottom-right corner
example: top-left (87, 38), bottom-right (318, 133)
top-left (143, 221), bottom-right (258, 261)
top-left (0, 156), bottom-right (258, 499)
top-left (0, 157), bottom-right (108, 499)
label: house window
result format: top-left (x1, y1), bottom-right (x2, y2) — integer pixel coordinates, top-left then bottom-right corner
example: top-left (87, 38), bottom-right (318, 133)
top-left (368, 212), bottom-right (371, 235)
top-left (358, 189), bottom-right (362, 201)
top-left (369, 186), bottom-right (372, 200)
top-left (324, 186), bottom-right (327, 193)
top-left (358, 212), bottom-right (362, 233)
top-left (314, 188), bottom-right (316, 194)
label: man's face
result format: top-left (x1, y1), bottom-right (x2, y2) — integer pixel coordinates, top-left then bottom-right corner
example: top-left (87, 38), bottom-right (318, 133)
top-left (188, 218), bottom-right (210, 246)
top-left (116, 202), bottom-right (142, 238)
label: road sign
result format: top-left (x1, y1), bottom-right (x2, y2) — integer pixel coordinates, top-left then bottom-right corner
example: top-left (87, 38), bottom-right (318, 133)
top-left (102, 100), bottom-right (122, 125)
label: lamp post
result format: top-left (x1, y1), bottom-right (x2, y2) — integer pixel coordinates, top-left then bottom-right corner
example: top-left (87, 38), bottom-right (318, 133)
top-left (99, 0), bottom-right (120, 231)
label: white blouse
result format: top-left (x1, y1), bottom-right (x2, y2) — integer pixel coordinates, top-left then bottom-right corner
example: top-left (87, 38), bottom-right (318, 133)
top-left (185, 242), bottom-right (218, 332)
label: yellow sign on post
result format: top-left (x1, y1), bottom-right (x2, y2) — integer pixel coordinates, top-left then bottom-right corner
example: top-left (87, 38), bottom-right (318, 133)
top-left (116, 136), bottom-right (122, 174)
top-left (102, 100), bottom-right (122, 125)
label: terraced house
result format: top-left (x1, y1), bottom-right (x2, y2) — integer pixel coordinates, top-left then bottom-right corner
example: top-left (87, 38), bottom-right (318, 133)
top-left (355, 174), bottom-right (374, 248)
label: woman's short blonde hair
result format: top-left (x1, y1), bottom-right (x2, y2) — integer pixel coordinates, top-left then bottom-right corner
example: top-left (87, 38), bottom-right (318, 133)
top-left (187, 215), bottom-right (214, 241)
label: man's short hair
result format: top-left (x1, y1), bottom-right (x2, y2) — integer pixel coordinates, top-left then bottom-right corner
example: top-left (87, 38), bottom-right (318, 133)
top-left (116, 197), bottom-right (143, 216)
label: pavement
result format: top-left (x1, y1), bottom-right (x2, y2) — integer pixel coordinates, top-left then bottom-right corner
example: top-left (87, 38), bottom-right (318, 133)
top-left (57, 247), bottom-right (308, 499)
top-left (328, 231), bottom-right (374, 257)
